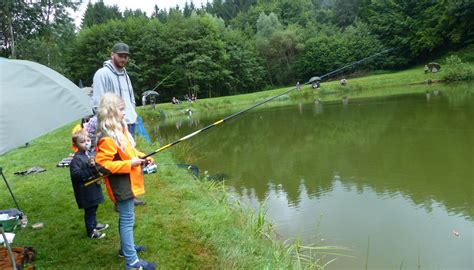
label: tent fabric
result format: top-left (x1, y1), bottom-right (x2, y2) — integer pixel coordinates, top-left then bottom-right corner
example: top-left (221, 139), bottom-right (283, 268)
top-left (0, 59), bottom-right (92, 155)
top-left (136, 117), bottom-right (151, 143)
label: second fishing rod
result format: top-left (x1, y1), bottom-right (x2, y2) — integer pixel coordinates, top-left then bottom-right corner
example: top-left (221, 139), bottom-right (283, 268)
top-left (84, 48), bottom-right (392, 187)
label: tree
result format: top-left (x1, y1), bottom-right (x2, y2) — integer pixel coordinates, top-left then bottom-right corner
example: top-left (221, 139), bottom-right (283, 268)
top-left (32, 0), bottom-right (78, 66)
top-left (442, 0), bottom-right (474, 45)
top-left (123, 8), bottom-right (147, 19)
top-left (295, 22), bottom-right (386, 79)
top-left (360, 0), bottom-right (474, 63)
top-left (277, 0), bottom-right (314, 26)
top-left (229, 3), bottom-right (271, 33)
top-left (207, 0), bottom-right (257, 21)
top-left (81, 0), bottom-right (122, 29)
top-left (166, 14), bottom-right (230, 98)
top-left (256, 12), bottom-right (282, 85)
top-left (67, 17), bottom-right (150, 89)
top-left (223, 29), bottom-right (267, 95)
top-left (256, 12), bottom-right (303, 85)
top-left (0, 0), bottom-right (79, 73)
top-left (0, 0), bottom-right (42, 58)
top-left (183, 1), bottom-right (196, 17)
top-left (333, 0), bottom-right (361, 27)
top-left (151, 4), bottom-right (168, 23)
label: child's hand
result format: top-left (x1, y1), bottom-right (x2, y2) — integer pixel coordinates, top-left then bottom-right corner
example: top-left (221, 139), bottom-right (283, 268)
top-left (131, 157), bottom-right (145, 167)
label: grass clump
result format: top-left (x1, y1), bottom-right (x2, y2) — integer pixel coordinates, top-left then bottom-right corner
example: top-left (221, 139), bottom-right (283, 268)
top-left (443, 55), bottom-right (473, 82)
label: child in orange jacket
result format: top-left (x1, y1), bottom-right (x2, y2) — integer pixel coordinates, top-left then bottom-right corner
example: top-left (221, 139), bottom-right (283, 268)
top-left (95, 93), bottom-right (156, 270)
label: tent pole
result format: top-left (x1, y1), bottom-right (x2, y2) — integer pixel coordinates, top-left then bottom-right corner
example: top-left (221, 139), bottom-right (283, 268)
top-left (0, 167), bottom-right (21, 212)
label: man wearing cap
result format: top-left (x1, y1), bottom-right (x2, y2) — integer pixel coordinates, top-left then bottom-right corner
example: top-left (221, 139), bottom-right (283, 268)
top-left (92, 42), bottom-right (137, 136)
top-left (92, 43), bottom-right (146, 208)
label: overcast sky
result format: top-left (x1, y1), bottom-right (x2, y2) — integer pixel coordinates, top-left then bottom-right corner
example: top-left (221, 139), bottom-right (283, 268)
top-left (72, 0), bottom-right (207, 27)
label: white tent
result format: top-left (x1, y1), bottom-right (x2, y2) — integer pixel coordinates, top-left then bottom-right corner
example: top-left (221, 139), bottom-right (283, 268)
top-left (0, 59), bottom-right (92, 155)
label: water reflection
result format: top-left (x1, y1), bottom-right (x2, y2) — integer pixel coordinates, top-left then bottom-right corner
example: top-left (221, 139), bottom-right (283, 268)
top-left (313, 99), bottom-right (323, 115)
top-left (164, 114), bottom-right (201, 131)
top-left (342, 96), bottom-right (349, 105)
top-left (147, 83), bottom-right (474, 268)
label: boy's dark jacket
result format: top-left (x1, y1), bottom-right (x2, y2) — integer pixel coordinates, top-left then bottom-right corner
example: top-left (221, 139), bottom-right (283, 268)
top-left (70, 151), bottom-right (104, 209)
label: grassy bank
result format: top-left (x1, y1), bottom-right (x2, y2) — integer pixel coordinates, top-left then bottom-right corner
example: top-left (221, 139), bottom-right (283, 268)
top-left (1, 123), bottom-right (347, 268)
top-left (147, 53), bottom-right (473, 119)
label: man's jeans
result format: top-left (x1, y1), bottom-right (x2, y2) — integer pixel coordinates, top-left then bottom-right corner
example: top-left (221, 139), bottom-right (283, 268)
top-left (117, 198), bottom-right (138, 265)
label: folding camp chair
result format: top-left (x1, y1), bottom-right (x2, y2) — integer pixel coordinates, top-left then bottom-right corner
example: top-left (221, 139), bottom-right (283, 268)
top-left (1, 167), bottom-right (20, 270)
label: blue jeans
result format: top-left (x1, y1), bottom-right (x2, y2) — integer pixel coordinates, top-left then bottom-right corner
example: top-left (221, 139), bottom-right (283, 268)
top-left (117, 198), bottom-right (138, 265)
top-left (127, 123), bottom-right (136, 138)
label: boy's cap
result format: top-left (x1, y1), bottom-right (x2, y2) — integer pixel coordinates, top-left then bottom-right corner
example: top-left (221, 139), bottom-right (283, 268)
top-left (112, 42), bottom-right (129, 54)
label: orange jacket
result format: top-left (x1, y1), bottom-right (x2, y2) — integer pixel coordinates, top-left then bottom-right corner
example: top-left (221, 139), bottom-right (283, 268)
top-left (95, 131), bottom-right (146, 203)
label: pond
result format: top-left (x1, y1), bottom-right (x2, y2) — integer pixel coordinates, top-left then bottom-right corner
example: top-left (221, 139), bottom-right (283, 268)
top-left (147, 84), bottom-right (473, 269)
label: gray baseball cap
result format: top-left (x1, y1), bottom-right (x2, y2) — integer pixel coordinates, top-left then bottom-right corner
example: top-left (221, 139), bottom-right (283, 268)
top-left (112, 42), bottom-right (129, 54)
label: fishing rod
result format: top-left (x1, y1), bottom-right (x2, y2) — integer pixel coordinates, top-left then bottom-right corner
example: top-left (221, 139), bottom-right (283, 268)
top-left (150, 70), bottom-right (176, 92)
top-left (84, 48), bottom-right (392, 187)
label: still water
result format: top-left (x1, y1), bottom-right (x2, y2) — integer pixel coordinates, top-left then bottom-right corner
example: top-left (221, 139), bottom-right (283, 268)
top-left (148, 85), bottom-right (473, 269)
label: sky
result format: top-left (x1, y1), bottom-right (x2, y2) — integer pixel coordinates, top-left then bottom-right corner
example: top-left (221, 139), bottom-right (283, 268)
top-left (72, 0), bottom-right (207, 28)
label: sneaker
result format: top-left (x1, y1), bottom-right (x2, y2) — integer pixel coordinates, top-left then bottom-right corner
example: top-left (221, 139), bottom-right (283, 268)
top-left (90, 229), bottom-right (105, 239)
top-left (119, 245), bottom-right (146, 258)
top-left (126, 259), bottom-right (156, 270)
top-left (96, 223), bottom-right (109, 232)
top-left (134, 198), bottom-right (146, 206)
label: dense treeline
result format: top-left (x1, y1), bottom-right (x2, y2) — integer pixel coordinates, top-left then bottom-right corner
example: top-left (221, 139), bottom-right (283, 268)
top-left (1, 0), bottom-right (473, 102)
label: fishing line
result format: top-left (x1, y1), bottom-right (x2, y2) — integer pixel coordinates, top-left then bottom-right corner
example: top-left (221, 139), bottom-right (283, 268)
top-left (84, 49), bottom-right (393, 187)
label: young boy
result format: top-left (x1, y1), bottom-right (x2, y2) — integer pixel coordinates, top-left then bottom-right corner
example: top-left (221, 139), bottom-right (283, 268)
top-left (70, 130), bottom-right (108, 239)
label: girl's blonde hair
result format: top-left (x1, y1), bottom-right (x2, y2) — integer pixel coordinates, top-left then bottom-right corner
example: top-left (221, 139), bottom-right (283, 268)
top-left (96, 92), bottom-right (128, 149)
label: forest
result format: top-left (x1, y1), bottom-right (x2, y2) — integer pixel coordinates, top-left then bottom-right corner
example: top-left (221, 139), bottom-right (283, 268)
top-left (1, 0), bottom-right (473, 101)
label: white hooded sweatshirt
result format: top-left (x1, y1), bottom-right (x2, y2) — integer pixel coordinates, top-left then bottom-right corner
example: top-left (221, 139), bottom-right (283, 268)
top-left (92, 60), bottom-right (137, 124)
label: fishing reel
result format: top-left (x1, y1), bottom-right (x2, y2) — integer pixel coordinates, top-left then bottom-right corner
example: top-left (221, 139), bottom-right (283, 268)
top-left (142, 163), bottom-right (157, 174)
